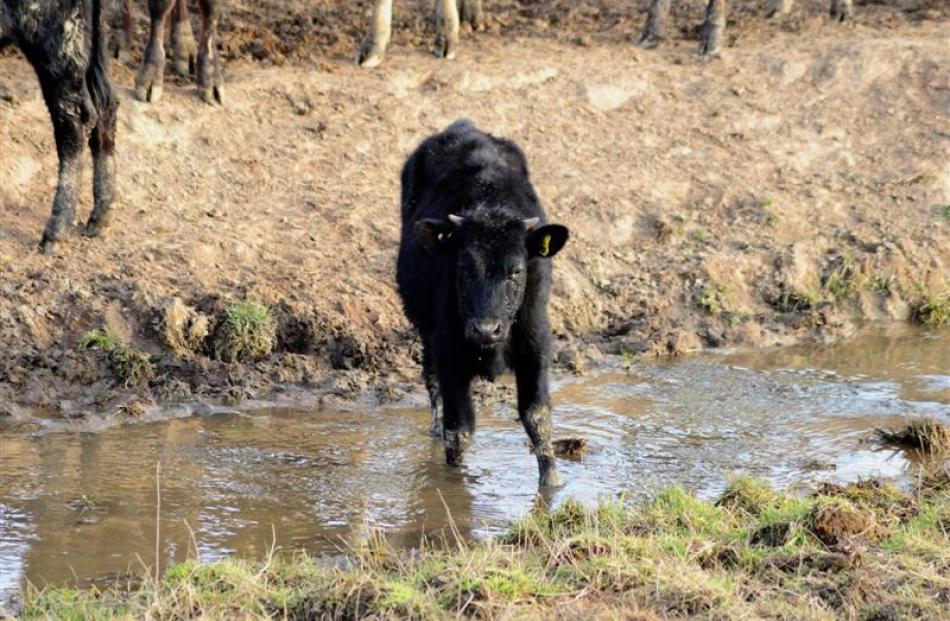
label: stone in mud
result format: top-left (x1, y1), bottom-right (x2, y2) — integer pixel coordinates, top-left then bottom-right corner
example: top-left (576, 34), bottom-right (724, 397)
top-left (157, 298), bottom-right (210, 356)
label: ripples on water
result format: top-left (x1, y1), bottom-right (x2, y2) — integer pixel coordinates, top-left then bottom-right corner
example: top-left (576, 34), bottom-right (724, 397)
top-left (1, 325), bottom-right (946, 597)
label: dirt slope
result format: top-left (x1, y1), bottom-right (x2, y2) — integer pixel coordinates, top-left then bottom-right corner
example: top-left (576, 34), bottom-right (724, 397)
top-left (0, 1), bottom-right (948, 422)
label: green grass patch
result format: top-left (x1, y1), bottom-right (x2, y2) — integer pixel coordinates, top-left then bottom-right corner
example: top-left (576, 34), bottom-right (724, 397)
top-left (911, 292), bottom-right (949, 328)
top-left (19, 479), bottom-right (950, 620)
top-left (773, 289), bottom-right (821, 313)
top-left (76, 330), bottom-right (155, 387)
top-left (212, 300), bottom-right (278, 362)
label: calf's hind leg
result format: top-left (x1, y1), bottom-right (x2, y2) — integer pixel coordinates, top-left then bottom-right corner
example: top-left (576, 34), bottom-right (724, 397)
top-left (829, 0), bottom-right (853, 21)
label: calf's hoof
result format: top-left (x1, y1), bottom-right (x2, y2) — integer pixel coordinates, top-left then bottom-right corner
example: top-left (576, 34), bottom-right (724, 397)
top-left (83, 218), bottom-right (108, 238)
top-left (829, 0), bottom-right (852, 21)
top-left (443, 430), bottom-right (471, 466)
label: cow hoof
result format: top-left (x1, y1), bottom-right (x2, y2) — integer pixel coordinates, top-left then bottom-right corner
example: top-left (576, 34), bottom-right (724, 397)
top-left (200, 85), bottom-right (223, 105)
top-left (134, 78), bottom-right (163, 103)
top-left (357, 40), bottom-right (386, 68)
top-left (698, 32), bottom-right (722, 57)
top-left (636, 33), bottom-right (662, 49)
top-left (434, 35), bottom-right (459, 60)
top-left (171, 26), bottom-right (197, 77)
top-left (82, 221), bottom-right (106, 238)
top-left (539, 467), bottom-right (565, 488)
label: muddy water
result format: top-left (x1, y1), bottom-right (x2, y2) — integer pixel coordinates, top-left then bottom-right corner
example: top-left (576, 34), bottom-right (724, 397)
top-left (1, 326), bottom-right (947, 597)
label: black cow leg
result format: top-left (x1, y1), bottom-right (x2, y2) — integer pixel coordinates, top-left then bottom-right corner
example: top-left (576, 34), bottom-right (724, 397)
top-left (637, 0), bottom-right (671, 48)
top-left (438, 353), bottom-right (474, 466)
top-left (84, 81), bottom-right (119, 238)
top-left (196, 0), bottom-right (223, 104)
top-left (170, 0), bottom-right (197, 77)
top-left (135, 0), bottom-right (174, 102)
top-left (422, 337), bottom-right (442, 437)
top-left (37, 69), bottom-right (88, 254)
top-left (698, 0), bottom-right (726, 57)
top-left (514, 328), bottom-right (564, 488)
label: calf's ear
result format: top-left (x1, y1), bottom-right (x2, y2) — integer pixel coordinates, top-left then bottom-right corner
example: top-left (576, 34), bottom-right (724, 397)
top-left (527, 224), bottom-right (569, 258)
top-left (414, 218), bottom-right (457, 253)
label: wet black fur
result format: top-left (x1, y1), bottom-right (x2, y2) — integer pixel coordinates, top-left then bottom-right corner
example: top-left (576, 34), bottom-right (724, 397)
top-left (1, 0), bottom-right (118, 251)
top-left (396, 119), bottom-right (569, 474)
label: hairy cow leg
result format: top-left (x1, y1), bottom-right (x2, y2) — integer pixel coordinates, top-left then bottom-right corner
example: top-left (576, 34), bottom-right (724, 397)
top-left (698, 0), bottom-right (726, 57)
top-left (36, 71), bottom-right (89, 253)
top-left (85, 82), bottom-right (119, 238)
top-left (135, 0), bottom-right (175, 102)
top-left (459, 0), bottom-right (485, 31)
top-left (767, 0), bottom-right (794, 17)
top-left (195, 0), bottom-right (223, 103)
top-left (422, 338), bottom-right (443, 437)
top-left (170, 0), bottom-right (197, 77)
top-left (434, 0), bottom-right (460, 60)
top-left (357, 0), bottom-right (393, 67)
top-left (513, 325), bottom-right (564, 488)
top-left (829, 0), bottom-right (853, 21)
top-left (437, 346), bottom-right (475, 466)
top-left (637, 0), bottom-right (671, 48)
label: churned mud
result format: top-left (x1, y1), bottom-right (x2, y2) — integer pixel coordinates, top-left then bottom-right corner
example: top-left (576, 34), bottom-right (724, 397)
top-left (1, 1), bottom-right (948, 423)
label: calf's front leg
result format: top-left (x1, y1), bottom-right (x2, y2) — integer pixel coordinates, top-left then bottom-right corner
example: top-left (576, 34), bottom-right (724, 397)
top-left (513, 325), bottom-right (564, 488)
top-left (436, 343), bottom-right (475, 466)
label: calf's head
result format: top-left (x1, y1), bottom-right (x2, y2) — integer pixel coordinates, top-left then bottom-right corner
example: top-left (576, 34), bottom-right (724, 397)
top-left (415, 209), bottom-right (569, 348)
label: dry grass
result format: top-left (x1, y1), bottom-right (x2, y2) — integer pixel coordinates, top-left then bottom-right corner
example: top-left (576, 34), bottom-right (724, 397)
top-left (19, 478), bottom-right (949, 620)
top-left (877, 417), bottom-right (950, 456)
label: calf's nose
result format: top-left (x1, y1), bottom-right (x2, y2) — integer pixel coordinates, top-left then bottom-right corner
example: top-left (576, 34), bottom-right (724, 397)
top-left (473, 320), bottom-right (503, 343)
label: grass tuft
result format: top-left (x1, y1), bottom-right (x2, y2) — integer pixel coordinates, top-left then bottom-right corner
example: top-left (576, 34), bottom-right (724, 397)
top-left (77, 330), bottom-right (155, 387)
top-left (910, 292), bottom-right (949, 328)
top-left (876, 417), bottom-right (950, 457)
top-left (212, 300), bottom-right (278, 362)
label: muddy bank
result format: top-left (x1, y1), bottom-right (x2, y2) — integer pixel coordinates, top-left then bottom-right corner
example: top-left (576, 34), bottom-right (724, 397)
top-left (1, 4), bottom-right (948, 422)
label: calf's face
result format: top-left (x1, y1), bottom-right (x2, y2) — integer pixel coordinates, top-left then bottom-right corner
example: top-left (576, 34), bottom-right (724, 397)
top-left (415, 213), bottom-right (569, 348)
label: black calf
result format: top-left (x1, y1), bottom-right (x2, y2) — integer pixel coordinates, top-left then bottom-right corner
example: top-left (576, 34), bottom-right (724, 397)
top-left (1, 0), bottom-right (118, 253)
top-left (396, 120), bottom-right (570, 487)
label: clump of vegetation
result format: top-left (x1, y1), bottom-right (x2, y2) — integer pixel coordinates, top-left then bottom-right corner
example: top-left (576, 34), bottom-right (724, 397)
top-left (877, 417), bottom-right (950, 456)
top-left (868, 275), bottom-right (892, 294)
top-left (773, 289), bottom-right (820, 313)
top-left (20, 479), bottom-right (949, 620)
top-left (697, 283), bottom-right (740, 325)
top-left (212, 300), bottom-right (277, 362)
top-left (552, 437), bottom-right (588, 460)
top-left (77, 330), bottom-right (155, 387)
top-left (910, 292), bottom-right (949, 328)
top-left (823, 257), bottom-right (858, 303)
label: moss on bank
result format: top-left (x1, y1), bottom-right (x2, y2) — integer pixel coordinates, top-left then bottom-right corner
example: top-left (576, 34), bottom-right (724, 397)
top-left (18, 477), bottom-right (949, 620)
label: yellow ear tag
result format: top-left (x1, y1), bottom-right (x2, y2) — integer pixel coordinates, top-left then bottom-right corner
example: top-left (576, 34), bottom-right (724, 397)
top-left (539, 234), bottom-right (552, 257)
